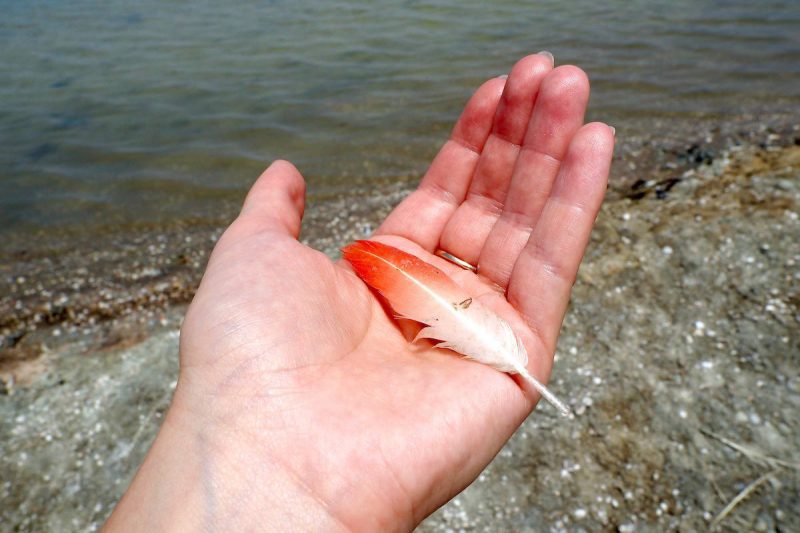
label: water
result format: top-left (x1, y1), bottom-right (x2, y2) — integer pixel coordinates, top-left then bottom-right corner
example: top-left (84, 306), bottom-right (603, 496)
top-left (1, 0), bottom-right (799, 248)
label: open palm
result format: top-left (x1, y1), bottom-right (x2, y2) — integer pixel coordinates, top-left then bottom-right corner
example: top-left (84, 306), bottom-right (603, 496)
top-left (109, 54), bottom-right (614, 532)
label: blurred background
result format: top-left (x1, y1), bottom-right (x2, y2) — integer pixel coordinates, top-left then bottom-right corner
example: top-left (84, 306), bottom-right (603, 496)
top-left (1, 1), bottom-right (798, 531)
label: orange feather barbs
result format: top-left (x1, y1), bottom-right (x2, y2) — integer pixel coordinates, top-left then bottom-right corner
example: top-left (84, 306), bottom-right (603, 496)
top-left (342, 240), bottom-right (571, 416)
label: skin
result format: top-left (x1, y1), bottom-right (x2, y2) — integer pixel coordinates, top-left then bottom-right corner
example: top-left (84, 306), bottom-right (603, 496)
top-left (106, 53), bottom-right (614, 532)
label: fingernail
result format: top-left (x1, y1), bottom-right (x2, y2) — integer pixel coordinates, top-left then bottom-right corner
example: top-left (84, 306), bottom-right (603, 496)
top-left (609, 126), bottom-right (616, 137)
top-left (537, 50), bottom-right (555, 65)
top-left (498, 74), bottom-right (508, 79)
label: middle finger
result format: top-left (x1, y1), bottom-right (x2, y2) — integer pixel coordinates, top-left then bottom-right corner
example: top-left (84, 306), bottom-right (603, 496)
top-left (478, 65), bottom-right (591, 288)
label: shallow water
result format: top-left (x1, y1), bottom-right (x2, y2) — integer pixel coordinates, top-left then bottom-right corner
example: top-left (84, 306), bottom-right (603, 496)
top-left (1, 0), bottom-right (799, 246)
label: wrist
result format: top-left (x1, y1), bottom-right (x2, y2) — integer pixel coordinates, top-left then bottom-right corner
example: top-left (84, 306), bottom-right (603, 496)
top-left (106, 386), bottom-right (351, 532)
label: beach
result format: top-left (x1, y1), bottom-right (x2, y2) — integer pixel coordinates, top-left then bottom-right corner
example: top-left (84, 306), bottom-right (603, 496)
top-left (2, 0), bottom-right (800, 529)
top-left (2, 120), bottom-right (798, 530)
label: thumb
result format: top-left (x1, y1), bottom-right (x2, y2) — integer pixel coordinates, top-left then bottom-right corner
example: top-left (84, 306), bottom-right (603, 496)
top-left (239, 160), bottom-right (307, 239)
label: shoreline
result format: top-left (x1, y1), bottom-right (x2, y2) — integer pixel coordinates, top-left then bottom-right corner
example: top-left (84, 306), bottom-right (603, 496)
top-left (1, 116), bottom-right (798, 388)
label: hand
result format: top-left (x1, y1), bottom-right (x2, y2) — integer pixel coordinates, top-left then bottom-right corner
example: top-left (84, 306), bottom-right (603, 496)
top-left (107, 54), bottom-right (614, 531)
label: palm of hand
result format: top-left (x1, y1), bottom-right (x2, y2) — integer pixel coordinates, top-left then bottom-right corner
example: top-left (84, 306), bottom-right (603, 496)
top-left (176, 55), bottom-right (613, 529)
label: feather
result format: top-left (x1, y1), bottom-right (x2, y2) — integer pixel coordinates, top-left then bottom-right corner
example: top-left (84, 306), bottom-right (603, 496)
top-left (342, 240), bottom-right (571, 416)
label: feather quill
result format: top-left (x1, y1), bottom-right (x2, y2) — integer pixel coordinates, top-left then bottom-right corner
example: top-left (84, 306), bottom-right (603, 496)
top-left (342, 240), bottom-right (571, 416)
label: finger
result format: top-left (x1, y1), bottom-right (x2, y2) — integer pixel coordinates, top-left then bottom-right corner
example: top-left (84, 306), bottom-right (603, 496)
top-left (376, 76), bottom-right (507, 250)
top-left (507, 123), bottom-right (614, 351)
top-left (436, 54), bottom-right (554, 265)
top-left (238, 159), bottom-right (307, 239)
top-left (478, 66), bottom-right (591, 287)
top-left (439, 64), bottom-right (588, 269)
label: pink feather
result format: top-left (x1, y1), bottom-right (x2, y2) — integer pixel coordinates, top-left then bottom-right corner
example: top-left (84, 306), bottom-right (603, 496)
top-left (342, 240), bottom-right (570, 416)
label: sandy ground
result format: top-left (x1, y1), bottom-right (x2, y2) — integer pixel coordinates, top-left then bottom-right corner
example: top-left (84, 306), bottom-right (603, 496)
top-left (1, 127), bottom-right (798, 531)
